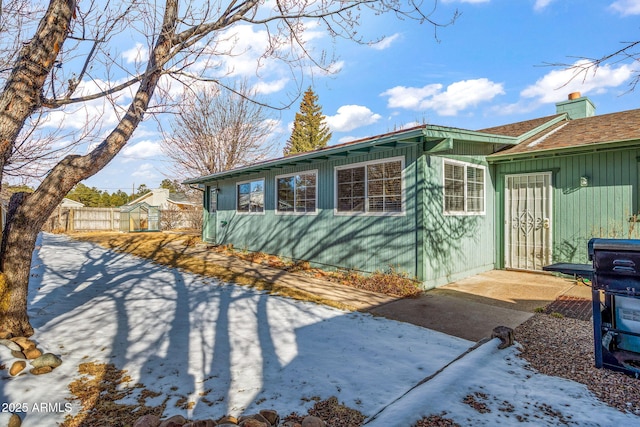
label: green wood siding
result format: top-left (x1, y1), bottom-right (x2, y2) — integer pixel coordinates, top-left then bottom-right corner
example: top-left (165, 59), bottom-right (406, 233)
top-left (422, 155), bottom-right (496, 288)
top-left (200, 141), bottom-right (499, 288)
top-left (494, 148), bottom-right (640, 266)
top-left (204, 146), bottom-right (422, 278)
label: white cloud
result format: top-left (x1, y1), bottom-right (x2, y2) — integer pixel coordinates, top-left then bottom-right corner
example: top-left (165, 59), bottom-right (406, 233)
top-left (121, 140), bottom-right (162, 162)
top-left (520, 60), bottom-right (634, 103)
top-left (122, 42), bottom-right (148, 64)
top-left (382, 84), bottom-right (443, 110)
top-left (325, 105), bottom-right (382, 132)
top-left (381, 78), bottom-right (504, 116)
top-left (253, 78), bottom-right (289, 95)
top-left (370, 33), bottom-right (401, 51)
top-left (131, 162), bottom-right (159, 179)
top-left (609, 0), bottom-right (640, 15)
top-left (533, 0), bottom-right (555, 11)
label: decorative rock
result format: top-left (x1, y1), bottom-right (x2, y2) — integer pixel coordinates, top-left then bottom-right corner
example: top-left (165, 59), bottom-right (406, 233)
top-left (239, 419), bottom-right (267, 427)
top-left (159, 415), bottom-right (188, 427)
top-left (281, 423), bottom-right (301, 427)
top-left (492, 325), bottom-right (515, 349)
top-left (218, 416), bottom-right (238, 425)
top-left (30, 353), bottom-right (62, 369)
top-left (184, 421), bottom-right (217, 427)
top-left (239, 414), bottom-right (269, 426)
top-left (301, 416), bottom-right (325, 427)
top-left (24, 347), bottom-right (42, 360)
top-left (11, 337), bottom-right (35, 351)
top-left (133, 414), bottom-right (161, 427)
top-left (10, 350), bottom-right (26, 359)
top-left (30, 366), bottom-right (53, 375)
top-left (8, 413), bottom-right (22, 427)
top-left (0, 338), bottom-right (22, 352)
top-left (9, 361), bottom-right (26, 376)
top-left (259, 410), bottom-right (279, 426)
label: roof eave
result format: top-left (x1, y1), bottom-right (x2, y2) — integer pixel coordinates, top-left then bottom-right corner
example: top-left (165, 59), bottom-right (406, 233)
top-left (184, 127), bottom-right (429, 184)
top-left (488, 137), bottom-right (640, 163)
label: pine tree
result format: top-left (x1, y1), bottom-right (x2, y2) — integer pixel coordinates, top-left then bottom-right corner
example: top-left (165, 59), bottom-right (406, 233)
top-left (284, 87), bottom-right (332, 156)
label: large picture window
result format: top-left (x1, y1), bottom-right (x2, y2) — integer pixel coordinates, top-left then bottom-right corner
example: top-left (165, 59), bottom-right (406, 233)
top-left (444, 161), bottom-right (485, 215)
top-left (335, 158), bottom-right (404, 214)
top-left (237, 179), bottom-right (264, 213)
top-left (276, 171), bottom-right (317, 214)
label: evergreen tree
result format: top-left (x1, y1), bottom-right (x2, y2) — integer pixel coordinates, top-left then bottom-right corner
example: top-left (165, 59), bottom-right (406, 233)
top-left (283, 87), bottom-right (332, 156)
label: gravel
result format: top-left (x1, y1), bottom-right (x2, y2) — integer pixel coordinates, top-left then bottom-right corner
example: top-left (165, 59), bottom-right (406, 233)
top-left (514, 313), bottom-right (640, 415)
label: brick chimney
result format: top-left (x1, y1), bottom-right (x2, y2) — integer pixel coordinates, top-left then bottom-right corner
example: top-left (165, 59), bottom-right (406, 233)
top-left (555, 92), bottom-right (596, 120)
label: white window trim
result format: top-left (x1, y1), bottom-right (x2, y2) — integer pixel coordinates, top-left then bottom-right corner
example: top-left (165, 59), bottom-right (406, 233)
top-left (334, 156), bottom-right (406, 216)
top-left (442, 159), bottom-right (486, 216)
top-left (274, 170), bottom-right (319, 216)
top-left (236, 178), bottom-right (266, 215)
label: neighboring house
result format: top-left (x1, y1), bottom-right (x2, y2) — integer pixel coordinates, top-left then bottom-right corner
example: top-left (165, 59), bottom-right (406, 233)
top-left (184, 93), bottom-right (640, 288)
top-left (127, 188), bottom-right (198, 210)
top-left (60, 198), bottom-right (85, 208)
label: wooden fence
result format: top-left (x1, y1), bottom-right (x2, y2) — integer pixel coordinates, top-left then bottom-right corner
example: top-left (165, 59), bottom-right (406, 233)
top-left (43, 206), bottom-right (202, 233)
top-left (44, 207), bottom-right (120, 232)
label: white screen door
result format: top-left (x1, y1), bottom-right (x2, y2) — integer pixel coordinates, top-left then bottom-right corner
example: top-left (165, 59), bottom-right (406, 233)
top-left (505, 172), bottom-right (552, 270)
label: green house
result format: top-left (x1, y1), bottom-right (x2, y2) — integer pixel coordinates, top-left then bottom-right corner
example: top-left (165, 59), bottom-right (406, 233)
top-left (185, 93), bottom-right (640, 289)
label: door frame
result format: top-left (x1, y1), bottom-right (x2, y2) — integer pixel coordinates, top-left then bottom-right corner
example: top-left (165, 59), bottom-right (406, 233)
top-left (504, 171), bottom-right (553, 271)
top-left (205, 186), bottom-right (218, 244)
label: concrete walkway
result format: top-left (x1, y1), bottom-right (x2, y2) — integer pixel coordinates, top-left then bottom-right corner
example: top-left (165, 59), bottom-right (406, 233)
top-left (370, 270), bottom-right (591, 341)
top-left (173, 241), bottom-right (590, 342)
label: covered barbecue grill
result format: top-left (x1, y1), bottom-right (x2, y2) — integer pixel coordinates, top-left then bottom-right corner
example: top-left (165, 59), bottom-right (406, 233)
top-left (544, 238), bottom-right (640, 377)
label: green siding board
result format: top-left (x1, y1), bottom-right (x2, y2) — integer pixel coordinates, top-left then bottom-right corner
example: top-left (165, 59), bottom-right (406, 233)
top-left (209, 146), bottom-right (421, 279)
top-left (421, 154), bottom-right (495, 288)
top-left (495, 148), bottom-right (640, 266)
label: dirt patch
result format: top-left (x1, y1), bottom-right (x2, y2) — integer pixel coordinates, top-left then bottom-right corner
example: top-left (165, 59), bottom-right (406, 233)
top-left (61, 361), bottom-right (167, 427)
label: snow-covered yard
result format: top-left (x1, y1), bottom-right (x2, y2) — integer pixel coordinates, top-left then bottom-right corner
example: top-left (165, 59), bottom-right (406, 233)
top-left (1, 233), bottom-right (639, 426)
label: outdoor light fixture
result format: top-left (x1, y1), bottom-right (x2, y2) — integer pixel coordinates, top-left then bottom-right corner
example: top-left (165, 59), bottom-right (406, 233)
top-left (580, 176), bottom-right (589, 187)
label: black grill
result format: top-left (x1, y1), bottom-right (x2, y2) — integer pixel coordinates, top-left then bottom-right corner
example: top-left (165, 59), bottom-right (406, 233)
top-left (543, 238), bottom-right (640, 377)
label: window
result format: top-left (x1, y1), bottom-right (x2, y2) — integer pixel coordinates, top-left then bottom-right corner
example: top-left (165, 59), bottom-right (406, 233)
top-left (237, 179), bottom-right (264, 213)
top-left (209, 188), bottom-right (217, 213)
top-left (444, 161), bottom-right (485, 215)
top-left (335, 158), bottom-right (404, 214)
top-left (276, 171), bottom-right (317, 214)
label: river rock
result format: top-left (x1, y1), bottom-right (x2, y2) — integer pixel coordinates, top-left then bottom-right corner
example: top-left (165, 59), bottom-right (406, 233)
top-left (11, 337), bottom-right (35, 351)
top-left (30, 366), bottom-right (53, 375)
top-left (10, 350), bottom-right (26, 359)
top-left (259, 410), bottom-right (279, 426)
top-left (8, 413), bottom-right (22, 427)
top-left (0, 339), bottom-right (21, 352)
top-left (133, 414), bottom-right (161, 427)
top-left (239, 418), bottom-right (267, 427)
top-left (24, 347), bottom-right (42, 360)
top-left (9, 361), bottom-right (26, 376)
top-left (159, 415), bottom-right (187, 427)
top-left (30, 353), bottom-right (62, 369)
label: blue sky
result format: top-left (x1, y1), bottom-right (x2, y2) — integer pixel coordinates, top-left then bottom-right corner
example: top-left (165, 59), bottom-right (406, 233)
top-left (66, 0), bottom-right (640, 193)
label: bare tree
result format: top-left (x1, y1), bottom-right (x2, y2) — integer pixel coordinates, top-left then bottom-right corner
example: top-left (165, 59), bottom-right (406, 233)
top-left (161, 81), bottom-right (277, 179)
top-left (548, 40), bottom-right (640, 92)
top-left (0, 0), bottom-right (456, 337)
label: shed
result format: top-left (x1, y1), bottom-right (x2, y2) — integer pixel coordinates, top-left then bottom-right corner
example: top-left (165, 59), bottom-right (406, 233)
top-left (119, 202), bottom-right (161, 232)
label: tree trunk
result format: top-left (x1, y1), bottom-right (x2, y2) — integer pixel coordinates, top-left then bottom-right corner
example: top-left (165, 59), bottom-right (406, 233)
top-left (0, 0), bottom-right (77, 188)
top-left (0, 0), bottom-right (178, 338)
top-left (0, 193), bottom-right (35, 337)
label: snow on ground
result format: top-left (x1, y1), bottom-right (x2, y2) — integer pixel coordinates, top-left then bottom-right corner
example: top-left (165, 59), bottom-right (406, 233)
top-left (1, 233), bottom-right (639, 426)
